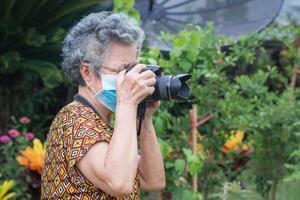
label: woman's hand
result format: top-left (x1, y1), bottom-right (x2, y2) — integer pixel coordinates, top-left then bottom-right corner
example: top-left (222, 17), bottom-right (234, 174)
top-left (145, 101), bottom-right (160, 118)
top-left (117, 64), bottom-right (156, 106)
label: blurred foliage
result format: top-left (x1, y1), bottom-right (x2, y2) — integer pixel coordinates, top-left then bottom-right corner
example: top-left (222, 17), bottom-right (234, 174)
top-left (113, 0), bottom-right (140, 20)
top-left (1, 0), bottom-right (300, 200)
top-left (0, 180), bottom-right (15, 200)
top-left (284, 141), bottom-right (300, 182)
top-left (139, 23), bottom-right (300, 200)
top-left (0, 117), bottom-right (36, 199)
top-left (0, 0), bottom-right (108, 137)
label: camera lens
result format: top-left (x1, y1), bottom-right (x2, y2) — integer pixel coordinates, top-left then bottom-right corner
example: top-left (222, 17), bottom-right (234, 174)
top-left (144, 65), bottom-right (191, 102)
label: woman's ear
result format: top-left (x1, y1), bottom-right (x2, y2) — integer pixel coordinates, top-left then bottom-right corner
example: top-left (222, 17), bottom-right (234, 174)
top-left (80, 63), bottom-right (92, 82)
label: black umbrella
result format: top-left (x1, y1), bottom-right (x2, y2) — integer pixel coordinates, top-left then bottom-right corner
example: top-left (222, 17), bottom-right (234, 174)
top-left (135, 0), bottom-right (284, 50)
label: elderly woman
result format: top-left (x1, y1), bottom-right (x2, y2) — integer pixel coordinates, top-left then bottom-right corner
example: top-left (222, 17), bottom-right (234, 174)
top-left (41, 12), bottom-right (165, 199)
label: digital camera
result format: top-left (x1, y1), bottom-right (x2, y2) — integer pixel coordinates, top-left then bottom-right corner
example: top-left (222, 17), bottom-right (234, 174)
top-left (142, 65), bottom-right (191, 102)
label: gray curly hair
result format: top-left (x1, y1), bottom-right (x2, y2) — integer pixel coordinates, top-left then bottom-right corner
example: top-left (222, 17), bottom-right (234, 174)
top-left (62, 11), bottom-right (145, 86)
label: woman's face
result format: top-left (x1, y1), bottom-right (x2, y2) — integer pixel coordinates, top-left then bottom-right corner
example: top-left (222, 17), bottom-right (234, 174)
top-left (101, 42), bottom-right (138, 75)
top-left (91, 41), bottom-right (138, 92)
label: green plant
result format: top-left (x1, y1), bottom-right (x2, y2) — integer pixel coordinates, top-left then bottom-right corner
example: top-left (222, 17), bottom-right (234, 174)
top-left (0, 0), bottom-right (106, 135)
top-left (0, 117), bottom-right (41, 200)
top-left (2, 1), bottom-right (300, 199)
top-left (285, 145), bottom-right (300, 181)
top-left (113, 0), bottom-right (140, 19)
top-left (0, 180), bottom-right (15, 200)
top-left (139, 22), bottom-right (300, 200)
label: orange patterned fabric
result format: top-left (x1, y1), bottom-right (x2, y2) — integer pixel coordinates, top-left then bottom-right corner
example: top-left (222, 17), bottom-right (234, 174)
top-left (41, 102), bottom-right (141, 199)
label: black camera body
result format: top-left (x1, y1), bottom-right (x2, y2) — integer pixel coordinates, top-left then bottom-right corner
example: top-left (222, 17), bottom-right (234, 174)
top-left (143, 65), bottom-right (191, 102)
top-left (133, 65), bottom-right (191, 136)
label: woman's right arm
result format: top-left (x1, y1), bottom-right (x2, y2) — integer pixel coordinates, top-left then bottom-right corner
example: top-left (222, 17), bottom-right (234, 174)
top-left (76, 64), bottom-right (156, 197)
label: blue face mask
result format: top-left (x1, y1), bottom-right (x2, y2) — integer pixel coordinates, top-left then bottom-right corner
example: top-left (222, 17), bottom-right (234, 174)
top-left (94, 74), bottom-right (118, 112)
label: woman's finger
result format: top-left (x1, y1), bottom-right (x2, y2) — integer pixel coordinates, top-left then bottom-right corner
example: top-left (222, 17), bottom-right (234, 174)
top-left (147, 86), bottom-right (155, 95)
top-left (117, 69), bottom-right (126, 87)
top-left (129, 64), bottom-right (146, 74)
top-left (139, 70), bottom-right (156, 79)
top-left (142, 77), bottom-right (156, 87)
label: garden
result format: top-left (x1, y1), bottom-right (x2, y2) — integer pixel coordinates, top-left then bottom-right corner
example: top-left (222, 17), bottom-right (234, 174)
top-left (1, 0), bottom-right (300, 200)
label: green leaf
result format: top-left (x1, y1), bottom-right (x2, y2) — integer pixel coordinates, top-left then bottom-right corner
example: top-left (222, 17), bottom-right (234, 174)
top-left (0, 51), bottom-right (21, 74)
top-left (187, 49), bottom-right (199, 62)
top-left (179, 59), bottom-right (192, 71)
top-left (154, 117), bottom-right (164, 133)
top-left (182, 147), bottom-right (192, 158)
top-left (170, 48), bottom-right (182, 61)
top-left (49, 27), bottom-right (66, 43)
top-left (23, 60), bottom-right (63, 88)
top-left (158, 138), bottom-right (172, 159)
top-left (165, 161), bottom-right (175, 169)
top-left (0, 51), bottom-right (21, 67)
top-left (148, 48), bottom-right (161, 60)
top-left (182, 148), bottom-right (203, 176)
top-left (146, 58), bottom-right (157, 65)
top-left (181, 189), bottom-right (194, 200)
top-left (174, 159), bottom-right (186, 175)
top-left (188, 154), bottom-right (201, 176)
top-left (2, 192), bottom-right (16, 200)
top-left (113, 0), bottom-right (140, 20)
top-left (25, 28), bottom-right (46, 47)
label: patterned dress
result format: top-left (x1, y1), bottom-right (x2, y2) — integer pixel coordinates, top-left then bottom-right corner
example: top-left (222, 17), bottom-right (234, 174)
top-left (41, 102), bottom-right (141, 199)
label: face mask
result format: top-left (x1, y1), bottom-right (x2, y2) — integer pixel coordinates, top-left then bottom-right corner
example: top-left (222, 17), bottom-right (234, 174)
top-left (94, 74), bottom-right (118, 112)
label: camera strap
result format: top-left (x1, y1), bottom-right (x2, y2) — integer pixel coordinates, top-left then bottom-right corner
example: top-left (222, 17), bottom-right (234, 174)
top-left (137, 101), bottom-right (147, 137)
top-left (73, 94), bottom-right (109, 125)
top-left (75, 94), bottom-right (147, 137)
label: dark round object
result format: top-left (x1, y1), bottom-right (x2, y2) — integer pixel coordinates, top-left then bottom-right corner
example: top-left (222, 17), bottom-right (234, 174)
top-left (135, 0), bottom-right (284, 50)
top-left (143, 65), bottom-right (191, 101)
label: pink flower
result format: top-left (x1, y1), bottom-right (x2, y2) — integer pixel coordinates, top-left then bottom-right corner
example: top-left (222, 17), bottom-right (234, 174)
top-left (25, 132), bottom-right (35, 140)
top-left (19, 117), bottom-right (31, 124)
top-left (0, 135), bottom-right (11, 143)
top-left (7, 129), bottom-right (21, 138)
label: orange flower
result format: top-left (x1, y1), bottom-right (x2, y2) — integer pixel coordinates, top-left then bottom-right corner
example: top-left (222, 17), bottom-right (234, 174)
top-left (16, 139), bottom-right (45, 173)
top-left (221, 130), bottom-right (250, 153)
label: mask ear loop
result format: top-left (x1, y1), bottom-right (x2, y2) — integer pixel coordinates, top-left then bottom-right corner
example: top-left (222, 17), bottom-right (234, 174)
top-left (83, 63), bottom-right (101, 95)
top-left (84, 80), bottom-right (99, 104)
top-left (83, 79), bottom-right (110, 125)
top-left (85, 80), bottom-right (97, 95)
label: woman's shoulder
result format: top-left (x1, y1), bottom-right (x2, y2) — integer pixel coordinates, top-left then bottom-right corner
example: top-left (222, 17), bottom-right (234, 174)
top-left (50, 102), bottom-right (94, 128)
top-left (58, 101), bottom-right (95, 118)
top-left (56, 101), bottom-right (111, 130)
top-left (56, 102), bottom-right (113, 142)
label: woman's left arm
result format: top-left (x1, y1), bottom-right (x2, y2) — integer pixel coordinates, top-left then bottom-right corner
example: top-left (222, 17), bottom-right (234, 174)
top-left (138, 101), bottom-right (166, 191)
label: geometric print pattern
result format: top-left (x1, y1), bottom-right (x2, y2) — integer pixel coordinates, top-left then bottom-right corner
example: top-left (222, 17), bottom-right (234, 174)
top-left (41, 102), bottom-right (141, 199)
